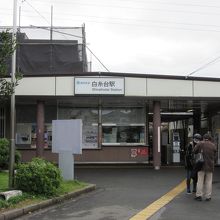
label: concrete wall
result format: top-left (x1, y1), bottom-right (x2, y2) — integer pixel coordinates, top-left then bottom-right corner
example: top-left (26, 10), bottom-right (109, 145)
top-left (125, 77), bottom-right (147, 96)
top-left (193, 81), bottom-right (220, 97)
top-left (147, 78), bottom-right (192, 97)
top-left (16, 77), bottom-right (56, 96)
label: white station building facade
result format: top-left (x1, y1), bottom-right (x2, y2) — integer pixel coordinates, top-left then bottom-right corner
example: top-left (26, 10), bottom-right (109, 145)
top-left (1, 26), bottom-right (220, 169)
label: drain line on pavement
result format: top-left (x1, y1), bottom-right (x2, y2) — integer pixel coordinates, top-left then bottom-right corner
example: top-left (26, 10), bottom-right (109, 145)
top-left (129, 179), bottom-right (186, 220)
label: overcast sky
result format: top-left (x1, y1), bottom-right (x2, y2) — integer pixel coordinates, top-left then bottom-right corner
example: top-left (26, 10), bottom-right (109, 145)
top-left (1, 0), bottom-right (220, 77)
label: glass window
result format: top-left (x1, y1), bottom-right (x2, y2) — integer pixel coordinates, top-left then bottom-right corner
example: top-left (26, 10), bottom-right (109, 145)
top-left (102, 125), bottom-right (145, 144)
top-left (16, 123), bottom-right (52, 148)
top-left (58, 108), bottom-right (98, 149)
top-left (16, 123), bottom-right (32, 145)
top-left (102, 108), bottom-right (146, 145)
top-left (102, 108), bottom-right (145, 124)
top-left (15, 104), bottom-right (56, 148)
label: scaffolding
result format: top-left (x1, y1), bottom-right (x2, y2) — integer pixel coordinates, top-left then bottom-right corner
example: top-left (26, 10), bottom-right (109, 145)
top-left (0, 26), bottom-right (88, 75)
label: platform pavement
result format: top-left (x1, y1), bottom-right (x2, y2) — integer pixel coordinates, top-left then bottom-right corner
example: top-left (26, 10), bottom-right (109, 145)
top-left (149, 167), bottom-right (220, 220)
top-left (13, 166), bottom-right (220, 220)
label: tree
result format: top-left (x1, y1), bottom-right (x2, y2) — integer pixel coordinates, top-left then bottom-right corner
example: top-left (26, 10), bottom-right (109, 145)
top-left (0, 138), bottom-right (21, 169)
top-left (0, 30), bottom-right (21, 101)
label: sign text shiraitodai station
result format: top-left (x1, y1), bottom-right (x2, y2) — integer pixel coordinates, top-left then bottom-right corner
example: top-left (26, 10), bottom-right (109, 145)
top-left (1, 26), bottom-right (220, 169)
top-left (75, 77), bottom-right (124, 95)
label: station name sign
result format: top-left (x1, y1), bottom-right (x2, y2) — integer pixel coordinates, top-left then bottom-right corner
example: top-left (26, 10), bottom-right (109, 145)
top-left (74, 77), bottom-right (125, 95)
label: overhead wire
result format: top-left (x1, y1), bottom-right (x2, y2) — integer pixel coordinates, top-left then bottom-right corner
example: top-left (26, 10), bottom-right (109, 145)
top-left (35, 17), bottom-right (220, 33)
top-left (20, 1), bottom-right (69, 40)
top-left (9, 8), bottom-right (220, 30)
top-left (17, 1), bottom-right (111, 71)
top-left (13, 0), bottom-right (220, 73)
top-left (28, 25), bottom-right (110, 72)
top-left (186, 55), bottom-right (220, 78)
top-left (16, 1), bottom-right (110, 71)
top-left (30, 25), bottom-right (83, 39)
top-left (8, 10), bottom-right (220, 33)
top-left (85, 46), bottom-right (110, 72)
top-left (1, 1), bottom-right (220, 33)
top-left (31, 0), bottom-right (220, 17)
top-left (21, 0), bottom-right (50, 25)
top-left (108, 0), bottom-right (220, 9)
top-left (10, 0), bottom-right (220, 33)
top-left (32, 0), bottom-right (220, 8)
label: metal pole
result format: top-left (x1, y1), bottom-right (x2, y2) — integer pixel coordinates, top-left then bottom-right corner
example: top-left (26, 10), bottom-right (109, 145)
top-left (9, 0), bottom-right (17, 189)
top-left (98, 98), bottom-right (102, 148)
top-left (50, 5), bottom-right (53, 40)
top-left (50, 5), bottom-right (53, 74)
top-left (153, 101), bottom-right (161, 170)
top-left (82, 23), bottom-right (87, 72)
top-left (18, 6), bottom-right (21, 28)
top-left (36, 101), bottom-right (45, 157)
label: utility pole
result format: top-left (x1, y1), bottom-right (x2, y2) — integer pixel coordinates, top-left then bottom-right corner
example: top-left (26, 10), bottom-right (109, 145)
top-left (50, 5), bottom-right (53, 40)
top-left (9, 0), bottom-right (17, 188)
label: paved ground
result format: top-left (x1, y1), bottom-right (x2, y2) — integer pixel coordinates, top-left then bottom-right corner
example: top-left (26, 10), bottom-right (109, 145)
top-left (16, 166), bottom-right (220, 220)
top-left (150, 168), bottom-right (220, 220)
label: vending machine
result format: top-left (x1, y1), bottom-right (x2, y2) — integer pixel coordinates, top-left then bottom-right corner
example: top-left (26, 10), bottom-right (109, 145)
top-left (172, 132), bottom-right (180, 163)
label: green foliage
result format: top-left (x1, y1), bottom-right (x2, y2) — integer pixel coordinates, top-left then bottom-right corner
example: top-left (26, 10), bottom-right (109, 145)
top-left (7, 193), bottom-right (30, 205)
top-left (0, 171), bottom-right (89, 211)
top-left (0, 30), bottom-right (22, 100)
top-left (57, 180), bottom-right (87, 195)
top-left (15, 158), bottom-right (62, 196)
top-left (0, 172), bottom-right (8, 191)
top-left (0, 138), bottom-right (21, 169)
top-left (0, 193), bottom-right (32, 209)
top-left (0, 31), bottom-right (15, 75)
top-left (0, 199), bottom-right (10, 209)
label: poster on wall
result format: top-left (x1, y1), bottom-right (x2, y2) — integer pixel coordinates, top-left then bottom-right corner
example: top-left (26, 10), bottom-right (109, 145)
top-left (16, 123), bottom-right (52, 148)
top-left (83, 125), bottom-right (98, 148)
top-left (31, 124), bottom-right (37, 148)
top-left (31, 124), bottom-right (52, 148)
top-left (16, 123), bottom-right (32, 145)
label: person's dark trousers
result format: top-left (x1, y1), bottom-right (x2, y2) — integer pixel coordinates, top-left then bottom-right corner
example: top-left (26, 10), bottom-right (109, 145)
top-left (186, 169), bottom-right (196, 193)
top-left (186, 169), bottom-right (192, 192)
top-left (186, 178), bottom-right (191, 192)
top-left (191, 169), bottom-right (198, 192)
top-left (192, 173), bottom-right (197, 192)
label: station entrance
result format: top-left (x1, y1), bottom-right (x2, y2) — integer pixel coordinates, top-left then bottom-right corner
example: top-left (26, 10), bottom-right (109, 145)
top-left (12, 95), bottom-right (220, 167)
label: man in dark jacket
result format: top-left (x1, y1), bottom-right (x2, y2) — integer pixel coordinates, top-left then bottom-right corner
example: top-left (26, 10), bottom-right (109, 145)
top-left (194, 133), bottom-right (217, 201)
top-left (185, 133), bottom-right (202, 194)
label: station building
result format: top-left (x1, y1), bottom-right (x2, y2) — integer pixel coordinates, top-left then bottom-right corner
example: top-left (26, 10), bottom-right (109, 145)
top-left (1, 26), bottom-right (220, 169)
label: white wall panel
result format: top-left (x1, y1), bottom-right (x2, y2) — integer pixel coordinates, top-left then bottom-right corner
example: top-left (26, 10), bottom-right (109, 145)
top-left (56, 77), bottom-right (74, 96)
top-left (15, 77), bottom-right (55, 96)
top-left (194, 81), bottom-right (220, 97)
top-left (14, 76), bottom-right (220, 98)
top-left (125, 77), bottom-right (147, 96)
top-left (147, 78), bottom-right (193, 97)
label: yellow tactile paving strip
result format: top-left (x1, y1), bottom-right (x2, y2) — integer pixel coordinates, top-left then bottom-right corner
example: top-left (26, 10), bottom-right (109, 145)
top-left (130, 179), bottom-right (186, 220)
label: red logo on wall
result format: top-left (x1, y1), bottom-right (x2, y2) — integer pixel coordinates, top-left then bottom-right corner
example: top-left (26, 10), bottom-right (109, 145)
top-left (131, 147), bottom-right (148, 158)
